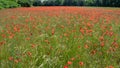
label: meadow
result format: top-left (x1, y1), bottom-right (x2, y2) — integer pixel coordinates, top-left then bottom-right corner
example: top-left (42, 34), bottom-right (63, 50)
top-left (0, 7), bottom-right (120, 68)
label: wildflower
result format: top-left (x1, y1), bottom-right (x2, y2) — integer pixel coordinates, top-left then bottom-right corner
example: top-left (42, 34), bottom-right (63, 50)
top-left (31, 44), bottom-right (36, 48)
top-left (27, 52), bottom-right (32, 56)
top-left (108, 66), bottom-right (114, 68)
top-left (71, 57), bottom-right (75, 61)
top-left (110, 26), bottom-right (113, 31)
top-left (13, 26), bottom-right (20, 32)
top-left (67, 61), bottom-right (72, 65)
top-left (109, 47), bottom-right (115, 52)
top-left (86, 29), bottom-right (93, 33)
top-left (100, 42), bottom-right (105, 47)
top-left (11, 15), bottom-right (16, 19)
top-left (64, 65), bottom-right (68, 68)
top-left (26, 37), bottom-right (30, 40)
top-left (0, 41), bottom-right (5, 46)
top-left (60, 25), bottom-right (65, 28)
top-left (14, 59), bottom-right (19, 63)
top-left (8, 57), bottom-right (13, 61)
top-left (1, 34), bottom-right (6, 38)
top-left (52, 28), bottom-right (55, 35)
top-left (99, 52), bottom-right (103, 55)
top-left (106, 65), bottom-right (114, 68)
top-left (9, 34), bottom-right (15, 39)
top-left (90, 50), bottom-right (97, 55)
top-left (60, 35), bottom-right (62, 38)
top-left (32, 25), bottom-right (36, 29)
top-left (78, 46), bottom-right (81, 48)
top-left (44, 39), bottom-right (50, 44)
top-left (64, 33), bottom-right (68, 37)
top-left (84, 44), bottom-right (89, 49)
top-left (109, 32), bottom-right (114, 36)
top-left (87, 22), bottom-right (92, 27)
top-left (25, 19), bottom-right (29, 23)
top-left (79, 61), bottom-right (84, 66)
top-left (80, 28), bottom-right (84, 35)
top-left (99, 36), bottom-right (104, 41)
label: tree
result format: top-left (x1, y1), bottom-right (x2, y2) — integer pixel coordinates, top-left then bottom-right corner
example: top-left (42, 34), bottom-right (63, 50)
top-left (55, 0), bottom-right (61, 6)
top-left (63, 0), bottom-right (72, 6)
top-left (0, 0), bottom-right (120, 8)
top-left (33, 0), bottom-right (42, 6)
top-left (18, 0), bottom-right (34, 7)
top-left (0, 0), bottom-right (19, 9)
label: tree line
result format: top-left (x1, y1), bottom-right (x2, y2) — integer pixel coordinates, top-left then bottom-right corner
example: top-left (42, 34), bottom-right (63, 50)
top-left (0, 0), bottom-right (120, 9)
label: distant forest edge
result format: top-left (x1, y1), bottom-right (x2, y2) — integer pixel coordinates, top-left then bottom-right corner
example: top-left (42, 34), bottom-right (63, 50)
top-left (0, 0), bottom-right (120, 9)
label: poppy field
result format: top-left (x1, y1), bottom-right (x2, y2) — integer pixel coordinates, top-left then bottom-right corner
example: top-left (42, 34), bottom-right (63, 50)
top-left (0, 7), bottom-right (120, 68)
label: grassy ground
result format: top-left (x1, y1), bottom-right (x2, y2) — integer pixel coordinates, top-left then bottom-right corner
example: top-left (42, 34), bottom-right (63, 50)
top-left (0, 7), bottom-right (120, 68)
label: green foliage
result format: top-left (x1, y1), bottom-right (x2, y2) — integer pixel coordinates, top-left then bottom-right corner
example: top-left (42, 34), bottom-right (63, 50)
top-left (0, 0), bottom-right (20, 9)
top-left (0, 6), bottom-right (3, 9)
top-left (0, 3), bottom-right (3, 9)
top-left (18, 0), bottom-right (34, 7)
top-left (33, 0), bottom-right (42, 6)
